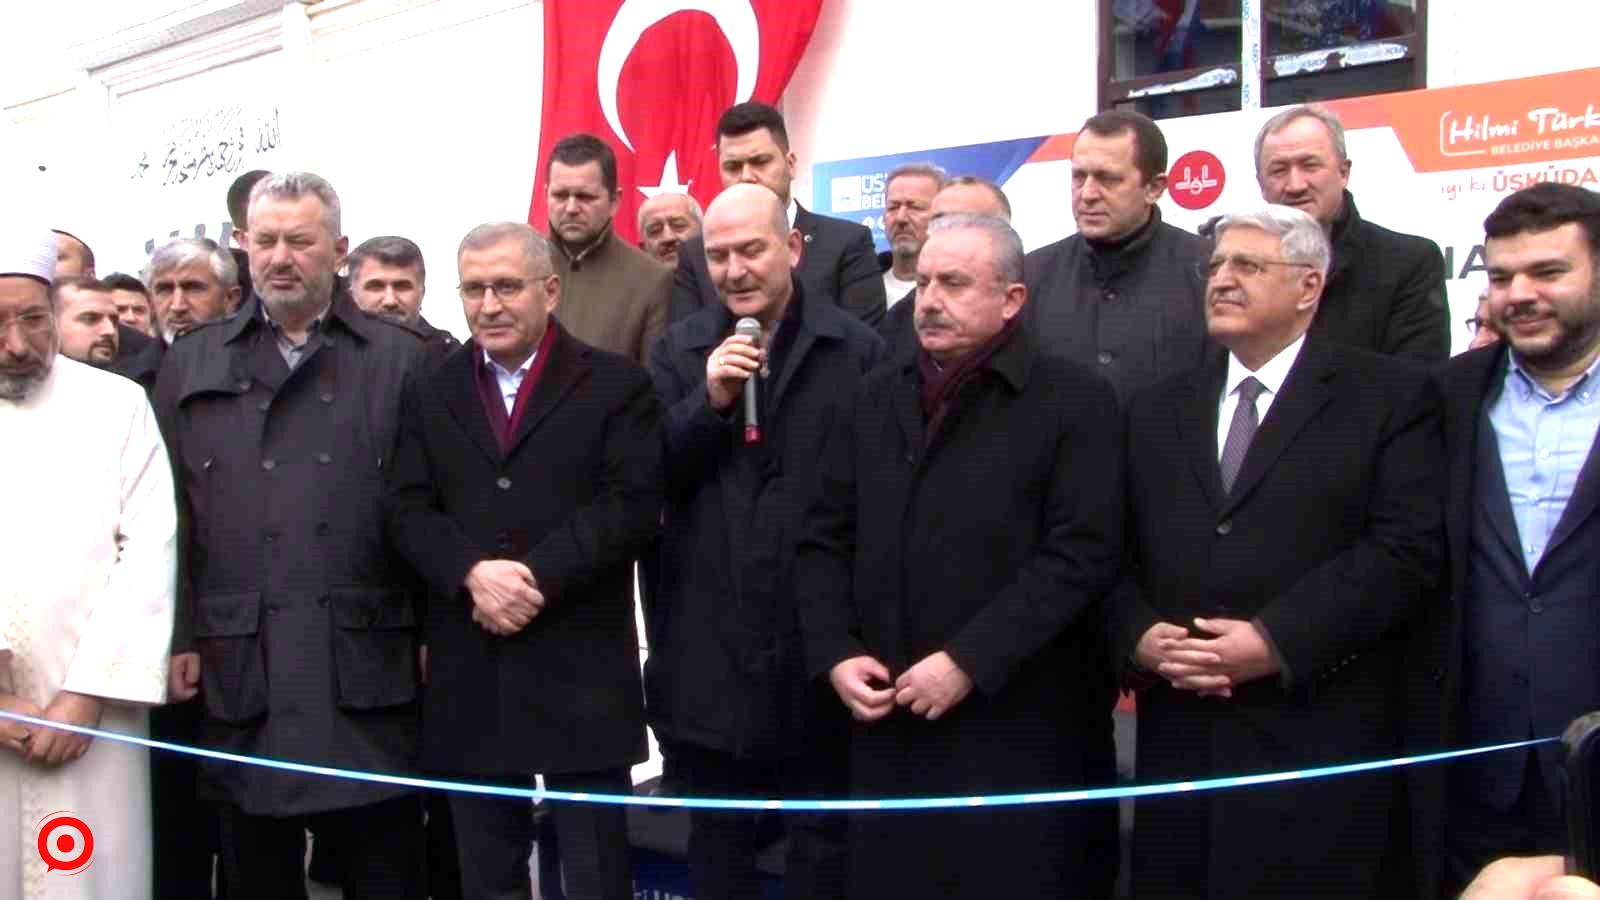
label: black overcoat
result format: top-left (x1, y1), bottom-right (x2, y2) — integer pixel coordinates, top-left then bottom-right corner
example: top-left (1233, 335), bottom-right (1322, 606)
top-left (645, 285), bottom-right (883, 759)
top-left (1113, 340), bottom-right (1444, 899)
top-left (383, 323), bottom-right (660, 777)
top-left (152, 293), bottom-right (428, 816)
top-left (795, 328), bottom-right (1125, 899)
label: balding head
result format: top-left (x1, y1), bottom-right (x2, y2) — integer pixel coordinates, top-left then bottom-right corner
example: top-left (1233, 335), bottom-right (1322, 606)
top-left (931, 178), bottom-right (1013, 222)
top-left (701, 183), bottom-right (802, 327)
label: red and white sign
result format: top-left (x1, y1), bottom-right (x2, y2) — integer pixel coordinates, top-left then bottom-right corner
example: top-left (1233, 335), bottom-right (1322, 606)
top-left (37, 812), bottom-right (94, 876)
top-left (529, 0), bottom-right (826, 242)
top-left (1167, 150), bottom-right (1226, 210)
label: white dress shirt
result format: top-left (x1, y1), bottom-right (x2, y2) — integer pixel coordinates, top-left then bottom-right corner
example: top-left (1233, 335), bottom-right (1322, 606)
top-left (1216, 333), bottom-right (1306, 460)
top-left (484, 349), bottom-right (536, 414)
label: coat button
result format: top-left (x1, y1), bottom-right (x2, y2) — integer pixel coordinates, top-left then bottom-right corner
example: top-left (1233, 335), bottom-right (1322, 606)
top-left (318, 595), bottom-right (329, 608)
top-left (1216, 520), bottom-right (1232, 535)
top-left (1097, 351), bottom-right (1114, 365)
top-left (236, 379), bottom-right (251, 391)
top-left (1530, 597), bottom-right (1545, 614)
top-left (1104, 290), bottom-right (1119, 302)
top-left (316, 522), bottom-right (331, 536)
top-left (496, 476), bottom-right (512, 490)
top-left (320, 392), bottom-right (334, 404)
top-left (261, 459), bottom-right (276, 471)
top-left (257, 400), bottom-right (270, 413)
top-left (316, 452), bottom-right (332, 465)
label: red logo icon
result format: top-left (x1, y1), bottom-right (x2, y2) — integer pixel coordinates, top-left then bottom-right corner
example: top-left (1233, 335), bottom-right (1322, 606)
top-left (37, 812), bottom-right (94, 875)
top-left (1169, 150), bottom-right (1227, 210)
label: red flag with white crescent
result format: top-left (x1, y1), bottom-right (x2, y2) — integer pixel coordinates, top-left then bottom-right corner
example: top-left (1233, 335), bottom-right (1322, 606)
top-left (530, 0), bottom-right (826, 244)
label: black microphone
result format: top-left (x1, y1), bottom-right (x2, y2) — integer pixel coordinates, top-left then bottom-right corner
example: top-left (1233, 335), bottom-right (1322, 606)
top-left (735, 317), bottom-right (762, 444)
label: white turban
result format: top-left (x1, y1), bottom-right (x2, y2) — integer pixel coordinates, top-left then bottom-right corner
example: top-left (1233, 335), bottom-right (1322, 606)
top-left (0, 227), bottom-right (56, 284)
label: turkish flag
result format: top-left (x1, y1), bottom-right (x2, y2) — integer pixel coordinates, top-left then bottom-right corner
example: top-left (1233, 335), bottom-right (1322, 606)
top-left (529, 0), bottom-right (825, 244)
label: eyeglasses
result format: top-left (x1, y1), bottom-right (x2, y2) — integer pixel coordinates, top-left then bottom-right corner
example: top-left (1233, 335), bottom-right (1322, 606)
top-left (0, 311), bottom-right (53, 337)
top-left (458, 279), bottom-right (531, 300)
top-left (1199, 255), bottom-right (1316, 279)
top-left (1464, 316), bottom-right (1489, 336)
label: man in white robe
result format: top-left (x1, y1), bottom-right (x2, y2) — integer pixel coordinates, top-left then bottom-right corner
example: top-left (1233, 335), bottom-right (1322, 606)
top-left (0, 227), bottom-right (176, 899)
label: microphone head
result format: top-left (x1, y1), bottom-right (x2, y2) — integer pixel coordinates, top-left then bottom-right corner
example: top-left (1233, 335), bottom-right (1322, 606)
top-left (735, 317), bottom-right (762, 341)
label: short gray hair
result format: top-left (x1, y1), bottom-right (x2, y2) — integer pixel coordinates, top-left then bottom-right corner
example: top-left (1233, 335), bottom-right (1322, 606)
top-left (926, 213), bottom-right (1024, 284)
top-left (886, 162), bottom-right (949, 193)
top-left (1254, 104), bottom-right (1348, 175)
top-left (458, 222), bottom-right (551, 276)
top-left (143, 237), bottom-right (239, 291)
top-left (348, 235), bottom-right (426, 284)
top-left (635, 193), bottom-right (704, 234)
top-left (1211, 205), bottom-right (1332, 275)
top-left (248, 171), bottom-right (342, 237)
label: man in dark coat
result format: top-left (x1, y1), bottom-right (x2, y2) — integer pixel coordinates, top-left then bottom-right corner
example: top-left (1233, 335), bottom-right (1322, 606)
top-left (383, 221), bottom-right (661, 900)
top-left (1115, 204), bottom-right (1443, 899)
top-left (1255, 104), bottom-right (1449, 362)
top-left (154, 172), bottom-right (428, 900)
top-left (1409, 183), bottom-right (1600, 899)
top-left (347, 234), bottom-right (459, 365)
top-left (1024, 110), bottom-right (1212, 404)
top-left (796, 213), bottom-right (1125, 899)
top-left (669, 102), bottom-right (885, 327)
top-left (647, 183), bottom-right (883, 900)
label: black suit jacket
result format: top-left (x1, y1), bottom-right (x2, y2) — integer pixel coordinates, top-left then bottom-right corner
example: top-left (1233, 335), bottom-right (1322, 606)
top-left (1115, 339), bottom-right (1444, 900)
top-left (111, 322), bottom-right (165, 393)
top-left (1311, 191), bottom-right (1450, 363)
top-left (383, 322), bottom-right (661, 776)
top-left (1408, 344), bottom-right (1600, 898)
top-left (669, 203), bottom-right (886, 326)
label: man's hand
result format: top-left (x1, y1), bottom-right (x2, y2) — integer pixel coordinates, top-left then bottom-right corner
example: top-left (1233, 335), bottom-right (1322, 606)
top-left (894, 651), bottom-right (973, 721)
top-left (0, 693), bottom-right (43, 757)
top-left (828, 656), bottom-right (896, 722)
top-left (168, 652), bottom-right (201, 702)
top-left (704, 332), bottom-right (765, 411)
top-left (27, 691), bottom-right (101, 766)
top-left (464, 560), bottom-right (543, 636)
top-left (1159, 617), bottom-right (1279, 695)
top-left (1461, 856), bottom-right (1600, 899)
top-left (1134, 622), bottom-right (1190, 673)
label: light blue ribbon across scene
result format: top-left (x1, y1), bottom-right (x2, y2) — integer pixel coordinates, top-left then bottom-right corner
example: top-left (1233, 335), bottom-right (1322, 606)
top-left (0, 710), bottom-right (1553, 812)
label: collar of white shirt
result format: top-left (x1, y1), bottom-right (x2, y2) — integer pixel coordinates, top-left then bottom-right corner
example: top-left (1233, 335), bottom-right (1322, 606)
top-left (786, 197), bottom-right (798, 230)
top-left (483, 348), bottom-right (535, 382)
top-left (1224, 332), bottom-right (1307, 402)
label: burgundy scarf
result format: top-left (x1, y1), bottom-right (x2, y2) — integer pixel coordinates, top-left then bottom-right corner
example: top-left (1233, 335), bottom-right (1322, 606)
top-left (473, 323), bottom-right (558, 453)
top-left (916, 315), bottom-right (1021, 441)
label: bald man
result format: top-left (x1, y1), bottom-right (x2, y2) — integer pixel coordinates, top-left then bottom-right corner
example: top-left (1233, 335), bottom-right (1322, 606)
top-left (647, 183), bottom-right (884, 900)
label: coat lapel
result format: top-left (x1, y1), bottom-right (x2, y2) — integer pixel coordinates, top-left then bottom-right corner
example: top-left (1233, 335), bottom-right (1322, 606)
top-left (891, 362), bottom-right (923, 458)
top-left (1444, 345), bottom-right (1515, 589)
top-left (1180, 348), bottom-right (1229, 514)
top-left (1220, 341), bottom-right (1336, 516)
top-left (439, 343), bottom-right (502, 466)
top-left (504, 327), bottom-right (588, 458)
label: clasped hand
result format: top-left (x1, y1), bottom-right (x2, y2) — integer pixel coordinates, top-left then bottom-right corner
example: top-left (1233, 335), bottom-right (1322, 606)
top-left (464, 560), bottom-right (544, 636)
top-left (829, 651), bottom-right (972, 722)
top-left (1136, 617), bottom-right (1279, 698)
top-left (0, 690), bottom-right (101, 766)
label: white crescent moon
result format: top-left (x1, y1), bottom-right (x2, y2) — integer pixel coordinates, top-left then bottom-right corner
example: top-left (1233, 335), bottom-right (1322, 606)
top-left (596, 0), bottom-right (760, 151)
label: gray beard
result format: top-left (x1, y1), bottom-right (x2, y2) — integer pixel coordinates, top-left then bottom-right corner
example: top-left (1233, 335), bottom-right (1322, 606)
top-left (0, 362), bottom-right (51, 403)
top-left (260, 270), bottom-right (336, 324)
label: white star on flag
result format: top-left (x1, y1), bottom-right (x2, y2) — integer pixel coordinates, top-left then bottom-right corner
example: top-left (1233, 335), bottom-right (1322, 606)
top-left (637, 151), bottom-right (692, 199)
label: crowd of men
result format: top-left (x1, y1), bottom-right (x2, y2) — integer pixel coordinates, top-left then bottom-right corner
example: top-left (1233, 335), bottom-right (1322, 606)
top-left (3, 96), bottom-right (1598, 900)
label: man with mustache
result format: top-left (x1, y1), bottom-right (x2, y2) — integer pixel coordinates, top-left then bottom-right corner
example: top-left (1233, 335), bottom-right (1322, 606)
top-left (154, 172), bottom-right (428, 899)
top-left (878, 163), bottom-right (946, 313)
top-left (145, 237), bottom-right (242, 345)
top-left (1410, 183), bottom-right (1600, 899)
top-left (647, 183), bottom-right (882, 899)
top-left (0, 225), bottom-right (177, 900)
top-left (545, 132), bottom-right (672, 366)
top-left (53, 276), bottom-right (121, 369)
top-left (798, 213), bottom-right (1124, 899)
top-left (1024, 110), bottom-right (1212, 405)
top-left (637, 192), bottom-right (703, 269)
top-left (347, 235), bottom-right (459, 365)
top-left (1114, 204), bottom-right (1442, 899)
top-left (1255, 104), bottom-right (1449, 361)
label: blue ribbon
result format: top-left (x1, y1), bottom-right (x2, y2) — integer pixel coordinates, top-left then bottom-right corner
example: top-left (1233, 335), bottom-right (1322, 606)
top-left (0, 710), bottom-right (1552, 811)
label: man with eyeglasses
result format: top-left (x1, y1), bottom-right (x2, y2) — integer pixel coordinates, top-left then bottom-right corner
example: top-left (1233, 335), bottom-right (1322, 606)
top-left (1113, 204), bottom-right (1443, 899)
top-left (0, 225), bottom-right (178, 900)
top-left (544, 133), bottom-right (672, 366)
top-left (385, 221), bottom-right (661, 900)
top-left (1255, 104), bottom-right (1449, 362)
top-left (1466, 288), bottom-right (1502, 351)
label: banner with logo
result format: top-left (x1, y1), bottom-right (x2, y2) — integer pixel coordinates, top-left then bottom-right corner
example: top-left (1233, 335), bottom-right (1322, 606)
top-left (813, 67), bottom-right (1600, 354)
top-left (530, 0), bottom-right (825, 243)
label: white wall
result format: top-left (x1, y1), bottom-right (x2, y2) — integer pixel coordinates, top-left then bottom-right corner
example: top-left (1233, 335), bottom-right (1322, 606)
top-left (1428, 3), bottom-right (1600, 90)
top-left (784, 0), bottom-right (1101, 213)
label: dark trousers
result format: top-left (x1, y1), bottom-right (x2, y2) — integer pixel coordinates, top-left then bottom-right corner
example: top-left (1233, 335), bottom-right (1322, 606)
top-left (1444, 751), bottom-right (1566, 897)
top-left (448, 768), bottom-right (633, 900)
top-left (676, 742), bottom-right (847, 900)
top-left (151, 699), bottom-right (225, 899)
top-left (216, 793), bottom-right (425, 900)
